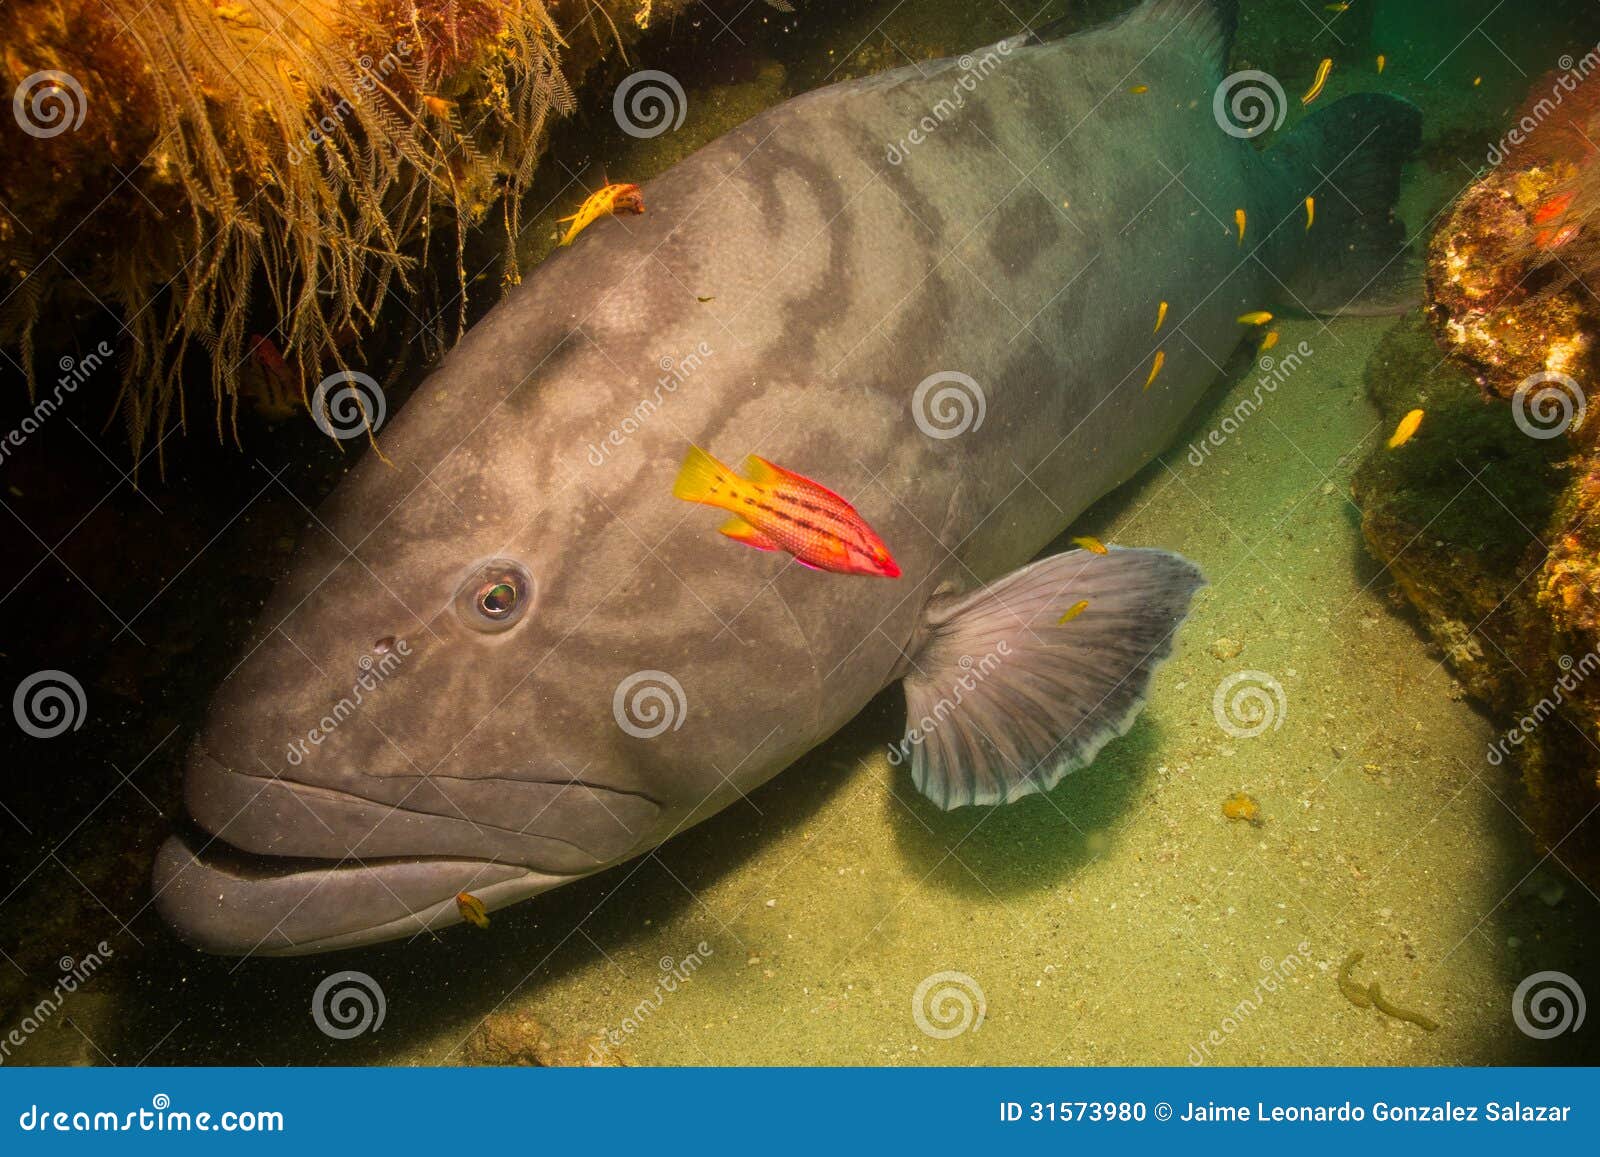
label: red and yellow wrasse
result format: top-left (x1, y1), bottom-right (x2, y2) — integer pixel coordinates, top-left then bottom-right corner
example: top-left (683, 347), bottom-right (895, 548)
top-left (559, 183), bottom-right (645, 246)
top-left (673, 445), bottom-right (901, 578)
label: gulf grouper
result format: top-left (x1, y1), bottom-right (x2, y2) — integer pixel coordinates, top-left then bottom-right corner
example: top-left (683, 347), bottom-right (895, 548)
top-left (154, 0), bottom-right (1419, 953)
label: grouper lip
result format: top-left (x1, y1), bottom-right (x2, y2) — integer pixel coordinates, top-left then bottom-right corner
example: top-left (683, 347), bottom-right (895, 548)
top-left (180, 746), bottom-right (659, 874)
top-left (152, 830), bottom-right (568, 956)
top-left (153, 747), bottom-right (655, 955)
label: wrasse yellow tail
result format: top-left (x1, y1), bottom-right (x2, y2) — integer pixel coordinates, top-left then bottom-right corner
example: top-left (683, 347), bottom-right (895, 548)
top-left (672, 443), bottom-right (740, 505)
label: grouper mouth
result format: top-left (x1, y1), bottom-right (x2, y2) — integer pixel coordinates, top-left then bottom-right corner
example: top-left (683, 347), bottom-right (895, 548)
top-left (153, 749), bottom-right (660, 956)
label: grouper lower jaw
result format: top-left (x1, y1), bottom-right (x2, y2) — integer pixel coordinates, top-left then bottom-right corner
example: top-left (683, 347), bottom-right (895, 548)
top-left (152, 834), bottom-right (576, 956)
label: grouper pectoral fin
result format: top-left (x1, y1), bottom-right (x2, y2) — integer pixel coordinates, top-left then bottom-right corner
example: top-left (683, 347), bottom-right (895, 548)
top-left (898, 548), bottom-right (1206, 810)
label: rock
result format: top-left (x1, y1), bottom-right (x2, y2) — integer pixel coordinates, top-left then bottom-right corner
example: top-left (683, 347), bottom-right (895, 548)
top-left (1352, 315), bottom-right (1600, 895)
top-left (1209, 637), bottom-right (1244, 660)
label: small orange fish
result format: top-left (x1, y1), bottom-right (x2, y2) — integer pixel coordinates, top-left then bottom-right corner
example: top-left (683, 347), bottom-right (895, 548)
top-left (1387, 408), bottom-right (1424, 448)
top-left (1129, 84), bottom-right (1149, 94)
top-left (1305, 196), bottom-right (1315, 230)
top-left (1237, 310), bottom-right (1273, 326)
top-left (1261, 330), bottom-right (1280, 350)
top-left (1057, 599), bottom-right (1090, 625)
top-left (1473, 76), bottom-right (1482, 87)
top-left (674, 446), bottom-right (900, 578)
top-left (1154, 300), bottom-right (1168, 332)
top-left (1072, 535), bottom-right (1108, 555)
top-left (1376, 53), bottom-right (1387, 74)
top-left (1303, 58), bottom-right (1333, 104)
top-left (1234, 207), bottom-right (1247, 245)
top-left (1145, 350), bottom-right (1165, 389)
top-left (558, 183), bottom-right (646, 246)
top-left (456, 891), bottom-right (490, 929)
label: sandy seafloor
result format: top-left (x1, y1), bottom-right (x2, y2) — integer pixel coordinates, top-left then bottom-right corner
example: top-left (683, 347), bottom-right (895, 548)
top-left (5, 0), bottom-right (1600, 1068)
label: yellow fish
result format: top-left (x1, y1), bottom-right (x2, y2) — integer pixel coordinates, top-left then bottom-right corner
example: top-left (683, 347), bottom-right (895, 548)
top-left (1302, 58), bottom-right (1333, 104)
top-left (1387, 408), bottom-right (1424, 449)
top-left (1072, 535), bottom-right (1108, 555)
top-left (1261, 330), bottom-right (1280, 350)
top-left (1235, 207), bottom-right (1247, 245)
top-left (1057, 599), bottom-right (1090, 625)
top-left (1376, 53), bottom-right (1387, 74)
top-left (1129, 84), bottom-right (1149, 94)
top-left (1473, 76), bottom-right (1482, 87)
top-left (1237, 310), bottom-right (1273, 325)
top-left (456, 891), bottom-right (490, 929)
top-left (1154, 300), bottom-right (1168, 332)
top-left (1325, 2), bottom-right (1349, 11)
top-left (1145, 350), bottom-right (1165, 389)
top-left (1305, 195), bottom-right (1315, 230)
top-left (558, 183), bottom-right (646, 247)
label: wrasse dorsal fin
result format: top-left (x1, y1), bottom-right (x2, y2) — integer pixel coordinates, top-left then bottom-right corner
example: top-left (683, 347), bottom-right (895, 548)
top-left (742, 454), bottom-right (853, 507)
top-left (899, 547), bottom-right (1205, 810)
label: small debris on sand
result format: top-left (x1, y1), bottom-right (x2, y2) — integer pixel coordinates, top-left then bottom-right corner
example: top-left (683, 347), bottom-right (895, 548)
top-left (1221, 792), bottom-right (1263, 826)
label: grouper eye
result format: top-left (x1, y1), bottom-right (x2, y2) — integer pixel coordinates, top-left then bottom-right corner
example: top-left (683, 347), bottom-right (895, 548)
top-left (454, 559), bottom-right (534, 633)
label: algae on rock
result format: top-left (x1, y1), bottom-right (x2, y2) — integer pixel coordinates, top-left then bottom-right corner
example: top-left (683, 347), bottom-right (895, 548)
top-left (1354, 315), bottom-right (1600, 890)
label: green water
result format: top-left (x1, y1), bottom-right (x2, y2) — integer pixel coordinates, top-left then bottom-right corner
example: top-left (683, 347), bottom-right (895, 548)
top-left (3, 0), bottom-right (1598, 1067)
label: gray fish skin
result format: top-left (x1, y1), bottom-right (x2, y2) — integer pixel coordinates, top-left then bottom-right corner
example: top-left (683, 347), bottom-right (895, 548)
top-left (153, 0), bottom-right (1415, 954)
